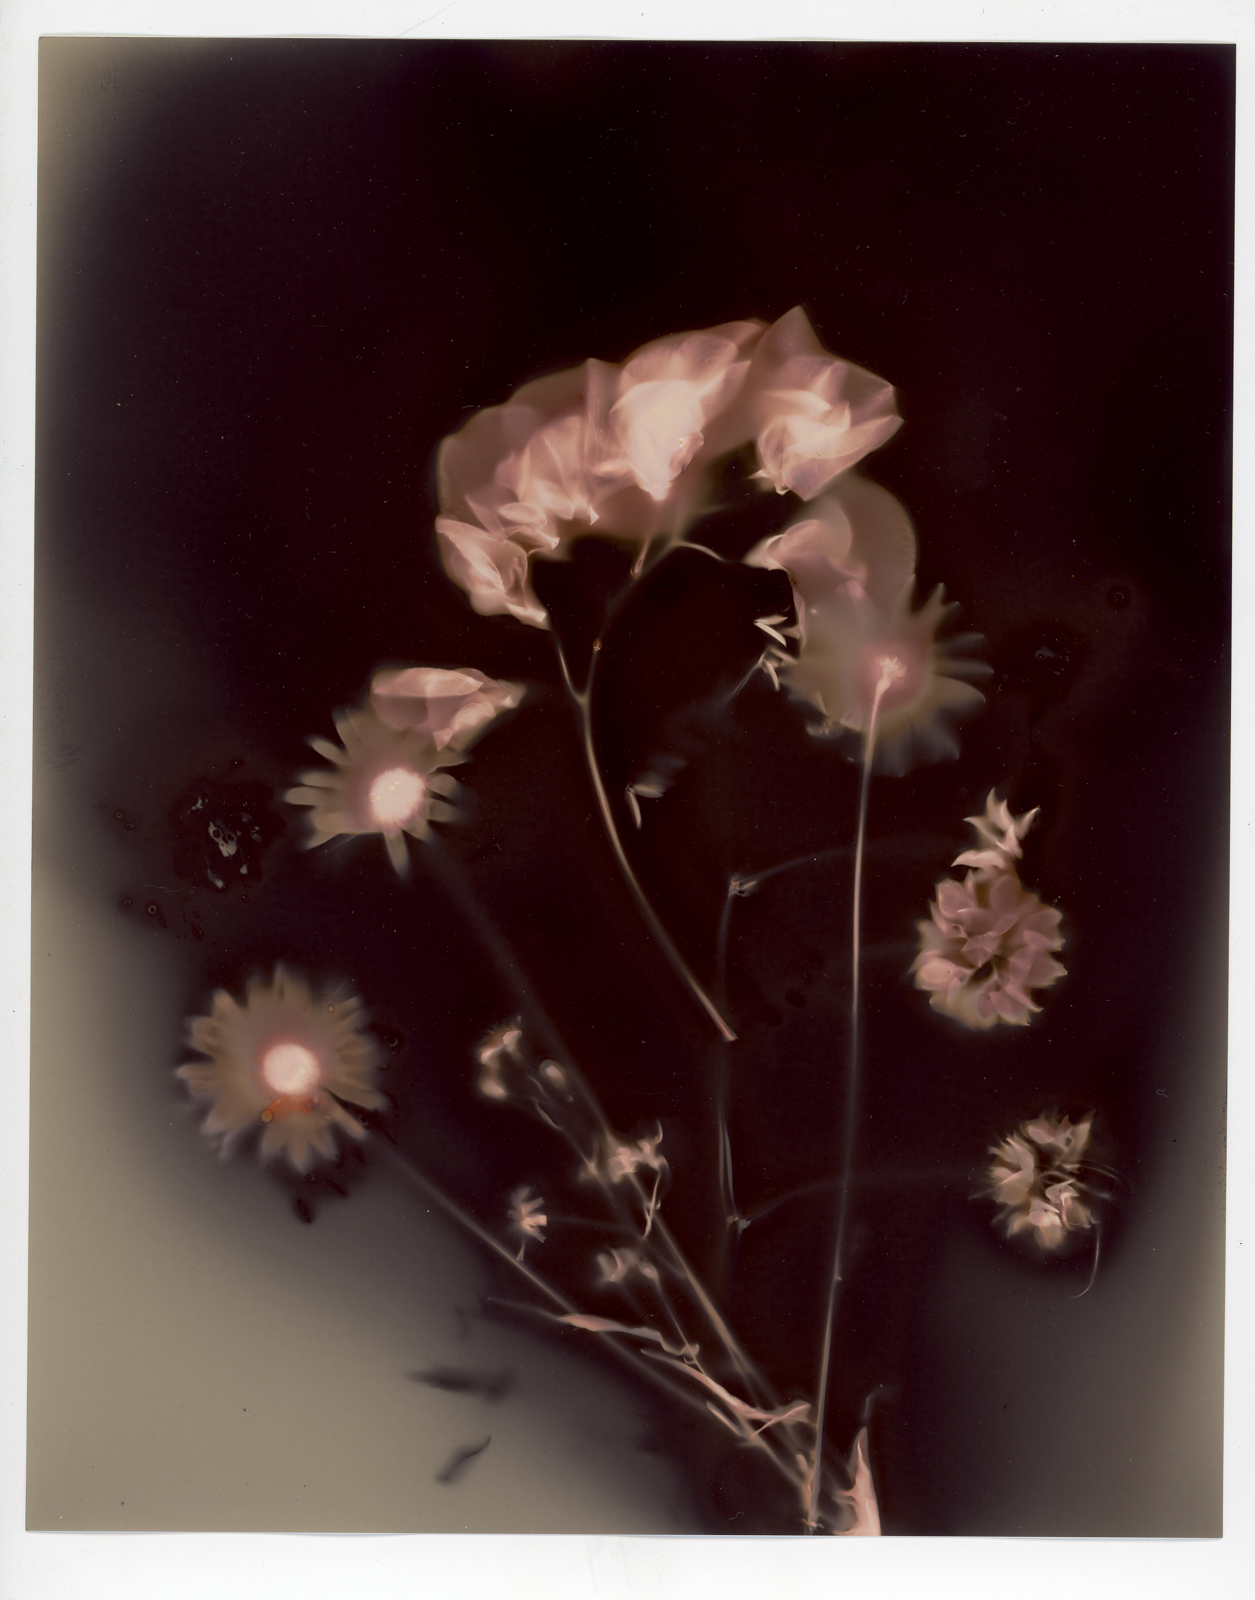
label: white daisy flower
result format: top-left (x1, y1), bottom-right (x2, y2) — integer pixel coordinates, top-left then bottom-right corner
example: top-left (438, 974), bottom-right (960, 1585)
top-left (175, 965), bottom-right (385, 1173)
top-left (285, 703), bottom-right (461, 873)
top-left (747, 472), bottom-right (988, 773)
top-left (285, 666), bottom-right (521, 874)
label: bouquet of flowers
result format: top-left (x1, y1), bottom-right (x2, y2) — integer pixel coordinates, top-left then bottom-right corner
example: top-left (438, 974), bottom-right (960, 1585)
top-left (173, 309), bottom-right (1110, 1534)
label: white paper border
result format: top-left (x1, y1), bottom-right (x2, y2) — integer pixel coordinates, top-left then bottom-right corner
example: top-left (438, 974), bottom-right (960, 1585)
top-left (3, 3), bottom-right (1250, 1596)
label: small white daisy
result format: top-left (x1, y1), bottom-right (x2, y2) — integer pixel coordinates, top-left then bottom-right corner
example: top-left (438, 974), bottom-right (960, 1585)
top-left (175, 965), bottom-right (385, 1173)
top-left (285, 704), bottom-right (462, 873)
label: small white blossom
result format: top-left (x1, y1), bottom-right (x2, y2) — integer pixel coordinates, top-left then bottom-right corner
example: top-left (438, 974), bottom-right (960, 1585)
top-left (508, 1186), bottom-right (547, 1260)
top-left (596, 1246), bottom-right (659, 1286)
top-left (476, 1018), bottom-right (524, 1100)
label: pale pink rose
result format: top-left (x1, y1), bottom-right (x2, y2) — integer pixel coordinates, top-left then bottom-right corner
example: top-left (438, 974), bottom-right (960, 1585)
top-left (586, 319), bottom-right (765, 503)
top-left (912, 867), bottom-right (1066, 1029)
top-left (370, 665), bottom-right (523, 751)
top-left (435, 516), bottom-right (552, 629)
top-left (987, 1112), bottom-right (1097, 1250)
top-left (747, 473), bottom-right (987, 772)
top-left (747, 467), bottom-right (917, 617)
top-left (436, 362), bottom-right (600, 628)
top-left (435, 324), bottom-right (766, 627)
top-left (175, 966), bottom-right (385, 1173)
top-left (743, 306), bottom-right (902, 499)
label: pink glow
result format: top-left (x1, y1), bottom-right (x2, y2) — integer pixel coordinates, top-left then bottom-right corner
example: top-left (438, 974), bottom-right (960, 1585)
top-left (370, 665), bottom-right (523, 751)
top-left (747, 473), bottom-right (987, 770)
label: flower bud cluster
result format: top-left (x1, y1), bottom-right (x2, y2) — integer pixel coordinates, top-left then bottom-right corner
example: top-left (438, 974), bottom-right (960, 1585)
top-left (474, 1018), bottom-right (603, 1156)
top-left (912, 792), bottom-right (1066, 1029)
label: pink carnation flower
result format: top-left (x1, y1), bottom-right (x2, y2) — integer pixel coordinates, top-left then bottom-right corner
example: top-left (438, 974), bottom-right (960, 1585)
top-left (747, 473), bottom-right (987, 772)
top-left (176, 965), bottom-right (385, 1172)
top-left (743, 306), bottom-right (902, 500)
top-left (913, 870), bottom-right (1065, 1028)
top-left (912, 797), bottom-right (1065, 1029)
top-left (987, 1112), bottom-right (1097, 1250)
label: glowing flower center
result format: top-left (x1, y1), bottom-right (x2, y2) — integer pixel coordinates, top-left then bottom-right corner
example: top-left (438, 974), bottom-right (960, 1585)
top-left (875, 654), bottom-right (907, 695)
top-left (368, 766), bottom-right (427, 828)
top-left (260, 1041), bottom-right (321, 1095)
top-left (856, 642), bottom-right (924, 718)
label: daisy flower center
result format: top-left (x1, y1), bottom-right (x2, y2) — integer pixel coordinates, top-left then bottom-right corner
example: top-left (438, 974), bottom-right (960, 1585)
top-left (858, 641), bottom-right (926, 716)
top-left (368, 766), bottom-right (427, 828)
top-left (260, 1041), bottom-right (322, 1096)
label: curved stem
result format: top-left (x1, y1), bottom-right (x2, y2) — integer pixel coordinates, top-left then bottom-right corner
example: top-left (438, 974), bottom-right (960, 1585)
top-left (417, 829), bottom-right (810, 1486)
top-left (712, 883), bottom-right (743, 1273)
top-left (554, 635), bottom-right (736, 1042)
top-left (647, 1209), bottom-right (777, 1413)
top-left (805, 668), bottom-right (896, 1533)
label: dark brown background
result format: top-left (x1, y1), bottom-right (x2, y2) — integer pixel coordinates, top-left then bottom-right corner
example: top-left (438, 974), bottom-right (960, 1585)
top-left (34, 39), bottom-right (1230, 1533)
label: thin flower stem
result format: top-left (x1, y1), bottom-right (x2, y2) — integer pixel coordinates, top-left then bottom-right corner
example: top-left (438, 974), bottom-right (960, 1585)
top-left (805, 666), bottom-right (895, 1534)
top-left (441, 1145), bottom-right (803, 1494)
top-left (422, 835), bottom-right (573, 1069)
top-left (723, 654), bottom-right (767, 706)
top-left (741, 1164), bottom-right (981, 1229)
top-left (482, 1298), bottom-right (751, 1439)
top-left (647, 1208), bottom-right (779, 1414)
top-left (423, 735), bottom-right (813, 1486)
top-left (583, 1158), bottom-right (757, 1404)
top-left (382, 1144), bottom-right (750, 1440)
top-left (553, 634), bottom-right (736, 1042)
top-left (712, 883), bottom-right (743, 1277)
top-left (496, 1300), bottom-right (805, 1495)
top-left (1069, 1223), bottom-right (1102, 1300)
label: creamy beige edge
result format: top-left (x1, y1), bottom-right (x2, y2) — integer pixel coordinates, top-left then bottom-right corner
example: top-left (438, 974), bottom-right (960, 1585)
top-left (28, 569), bottom-right (699, 1535)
